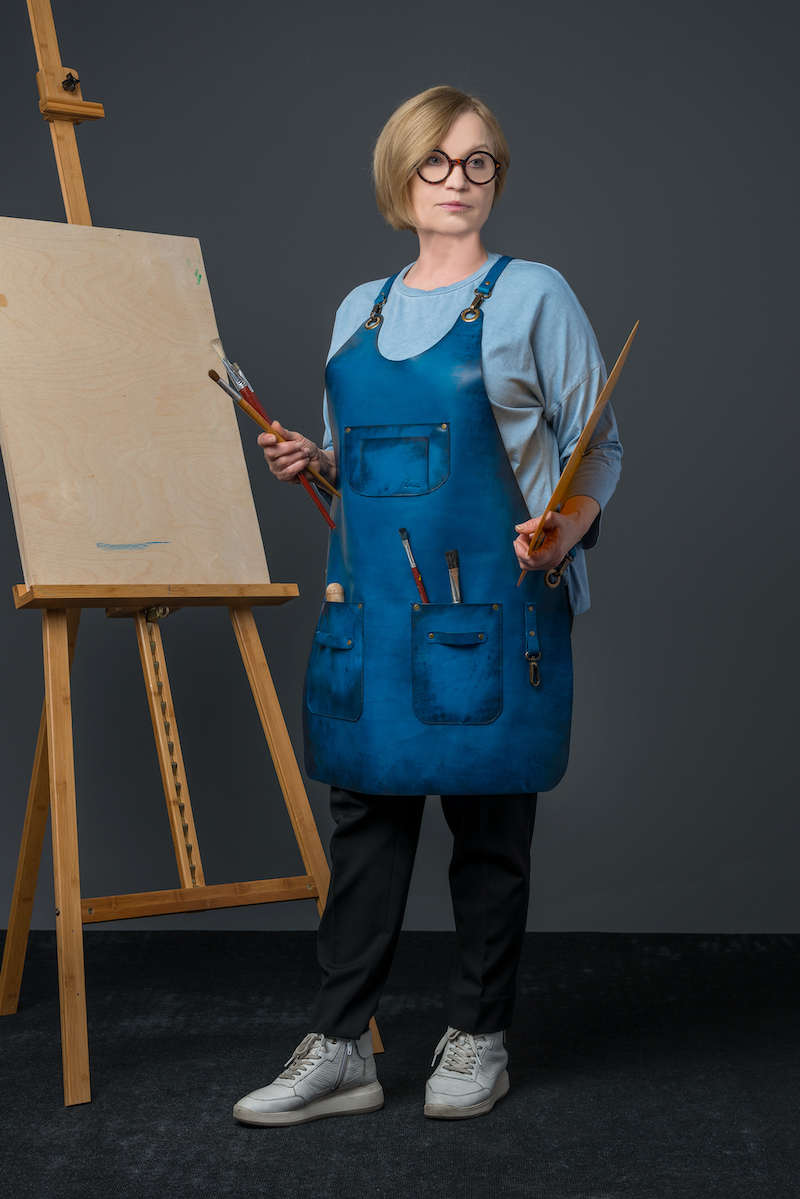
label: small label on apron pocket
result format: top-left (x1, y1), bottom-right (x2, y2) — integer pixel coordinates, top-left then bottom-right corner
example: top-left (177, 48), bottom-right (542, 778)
top-left (411, 603), bottom-right (503, 725)
top-left (343, 422), bottom-right (450, 496)
top-left (306, 602), bottom-right (364, 721)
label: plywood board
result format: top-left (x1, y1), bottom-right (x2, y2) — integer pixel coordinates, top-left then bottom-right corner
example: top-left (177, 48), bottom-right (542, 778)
top-left (0, 217), bottom-right (270, 586)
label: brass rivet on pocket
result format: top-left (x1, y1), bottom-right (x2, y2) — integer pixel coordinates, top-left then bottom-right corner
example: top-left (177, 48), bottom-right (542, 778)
top-left (492, 604), bottom-right (499, 610)
top-left (429, 633), bottom-right (435, 640)
top-left (347, 639), bottom-right (352, 645)
top-left (358, 603), bottom-right (363, 608)
top-left (345, 427), bottom-right (351, 432)
top-left (528, 605), bottom-right (533, 611)
top-left (413, 604), bottom-right (420, 610)
top-left (529, 630), bottom-right (535, 636)
top-left (478, 634), bottom-right (484, 640)
top-left (441, 423), bottom-right (447, 429)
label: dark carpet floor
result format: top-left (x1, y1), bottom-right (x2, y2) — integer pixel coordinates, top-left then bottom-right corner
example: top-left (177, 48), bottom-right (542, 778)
top-left (1, 931), bottom-right (798, 1198)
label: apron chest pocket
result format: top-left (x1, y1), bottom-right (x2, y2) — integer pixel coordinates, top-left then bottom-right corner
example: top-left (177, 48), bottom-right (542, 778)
top-left (343, 422), bottom-right (450, 497)
top-left (411, 603), bottom-right (503, 725)
top-left (306, 602), bottom-right (364, 721)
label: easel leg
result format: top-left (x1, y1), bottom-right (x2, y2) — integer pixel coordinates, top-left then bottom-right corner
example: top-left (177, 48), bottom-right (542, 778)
top-left (43, 608), bottom-right (90, 1105)
top-left (0, 705), bottom-right (50, 1013)
top-left (1, 610), bottom-right (80, 1016)
top-left (229, 606), bottom-right (330, 907)
top-left (228, 606), bottom-right (384, 1053)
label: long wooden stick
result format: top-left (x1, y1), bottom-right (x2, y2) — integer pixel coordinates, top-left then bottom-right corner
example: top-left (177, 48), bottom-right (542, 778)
top-left (518, 320), bottom-right (638, 585)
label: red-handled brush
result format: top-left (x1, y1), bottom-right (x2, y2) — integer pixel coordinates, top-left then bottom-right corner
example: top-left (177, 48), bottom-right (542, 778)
top-left (399, 528), bottom-right (429, 603)
top-left (208, 370), bottom-right (337, 531)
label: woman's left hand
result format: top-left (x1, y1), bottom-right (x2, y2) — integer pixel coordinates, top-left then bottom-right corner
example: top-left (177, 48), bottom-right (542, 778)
top-left (514, 496), bottom-right (601, 573)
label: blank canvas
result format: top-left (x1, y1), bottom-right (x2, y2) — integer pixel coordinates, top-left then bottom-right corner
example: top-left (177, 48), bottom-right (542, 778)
top-left (0, 216), bottom-right (270, 586)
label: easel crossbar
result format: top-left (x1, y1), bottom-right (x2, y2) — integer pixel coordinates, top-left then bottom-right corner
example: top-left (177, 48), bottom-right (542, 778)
top-left (81, 876), bottom-right (319, 923)
top-left (14, 584), bottom-right (299, 610)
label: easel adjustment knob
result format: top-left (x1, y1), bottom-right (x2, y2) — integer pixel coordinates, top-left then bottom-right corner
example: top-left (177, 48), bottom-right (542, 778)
top-left (144, 606), bottom-right (170, 622)
top-left (35, 68), bottom-right (105, 124)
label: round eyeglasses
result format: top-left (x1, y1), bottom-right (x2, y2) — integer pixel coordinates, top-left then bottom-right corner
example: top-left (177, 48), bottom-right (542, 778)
top-left (417, 149), bottom-right (500, 186)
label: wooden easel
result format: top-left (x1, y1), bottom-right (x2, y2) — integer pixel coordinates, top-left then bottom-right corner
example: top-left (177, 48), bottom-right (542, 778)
top-left (0, 0), bottom-right (381, 1108)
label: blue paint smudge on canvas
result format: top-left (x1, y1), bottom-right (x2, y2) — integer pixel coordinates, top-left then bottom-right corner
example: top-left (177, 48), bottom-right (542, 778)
top-left (96, 541), bottom-right (170, 551)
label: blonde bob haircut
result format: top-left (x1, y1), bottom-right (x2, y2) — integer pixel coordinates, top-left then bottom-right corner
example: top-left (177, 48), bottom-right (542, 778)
top-left (373, 86), bottom-right (510, 233)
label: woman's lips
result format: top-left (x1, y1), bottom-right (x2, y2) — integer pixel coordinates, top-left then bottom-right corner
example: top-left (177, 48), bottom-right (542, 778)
top-left (438, 203), bottom-right (470, 211)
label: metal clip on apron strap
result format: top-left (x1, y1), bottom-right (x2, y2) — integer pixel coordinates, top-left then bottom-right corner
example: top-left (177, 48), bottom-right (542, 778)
top-left (544, 546), bottom-right (577, 590)
top-left (364, 271), bottom-right (403, 329)
top-left (525, 603), bottom-right (541, 687)
top-left (364, 256), bottom-right (515, 329)
top-left (460, 256), bottom-right (514, 322)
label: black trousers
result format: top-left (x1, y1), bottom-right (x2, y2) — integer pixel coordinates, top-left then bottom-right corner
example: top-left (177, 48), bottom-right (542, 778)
top-left (309, 787), bottom-right (538, 1039)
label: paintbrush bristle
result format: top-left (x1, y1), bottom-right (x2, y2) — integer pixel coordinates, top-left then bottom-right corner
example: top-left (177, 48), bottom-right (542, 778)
top-left (209, 369), bottom-right (220, 381)
top-left (210, 337), bottom-right (226, 360)
top-left (445, 550), bottom-right (459, 569)
top-left (399, 528), bottom-right (408, 540)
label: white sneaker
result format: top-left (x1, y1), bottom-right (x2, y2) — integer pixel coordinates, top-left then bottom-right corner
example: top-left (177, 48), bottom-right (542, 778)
top-left (233, 1030), bottom-right (384, 1126)
top-left (424, 1027), bottom-right (509, 1119)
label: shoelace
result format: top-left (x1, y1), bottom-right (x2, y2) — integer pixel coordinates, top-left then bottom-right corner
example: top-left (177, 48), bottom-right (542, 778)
top-left (278, 1032), bottom-right (328, 1081)
top-left (431, 1027), bottom-right (484, 1073)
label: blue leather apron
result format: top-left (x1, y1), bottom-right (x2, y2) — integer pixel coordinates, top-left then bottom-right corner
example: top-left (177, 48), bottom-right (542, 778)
top-left (303, 256), bottom-right (573, 795)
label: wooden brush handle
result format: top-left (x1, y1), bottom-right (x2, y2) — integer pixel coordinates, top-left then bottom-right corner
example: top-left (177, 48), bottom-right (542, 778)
top-left (518, 320), bottom-right (638, 586)
top-left (236, 397), bottom-right (341, 500)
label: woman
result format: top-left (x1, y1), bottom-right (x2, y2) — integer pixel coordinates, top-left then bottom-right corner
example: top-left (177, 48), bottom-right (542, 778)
top-left (233, 86), bottom-right (622, 1126)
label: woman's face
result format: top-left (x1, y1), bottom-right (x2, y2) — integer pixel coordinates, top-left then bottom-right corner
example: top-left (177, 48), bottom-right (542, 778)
top-left (408, 111), bottom-right (497, 238)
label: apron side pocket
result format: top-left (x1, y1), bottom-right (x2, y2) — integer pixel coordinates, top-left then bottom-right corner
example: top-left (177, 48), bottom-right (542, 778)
top-left (306, 602), bottom-right (364, 721)
top-left (411, 603), bottom-right (502, 725)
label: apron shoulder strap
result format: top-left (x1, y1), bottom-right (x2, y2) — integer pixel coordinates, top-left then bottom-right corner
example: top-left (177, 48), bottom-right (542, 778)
top-left (365, 270), bottom-right (403, 329)
top-left (476, 255), bottom-right (515, 296)
top-left (460, 255), bottom-right (515, 323)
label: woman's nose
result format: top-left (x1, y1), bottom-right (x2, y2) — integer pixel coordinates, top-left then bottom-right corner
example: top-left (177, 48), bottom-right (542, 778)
top-left (445, 164), bottom-right (469, 189)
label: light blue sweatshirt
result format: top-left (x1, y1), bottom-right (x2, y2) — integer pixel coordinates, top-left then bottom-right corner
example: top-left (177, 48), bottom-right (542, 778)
top-left (322, 253), bottom-right (622, 614)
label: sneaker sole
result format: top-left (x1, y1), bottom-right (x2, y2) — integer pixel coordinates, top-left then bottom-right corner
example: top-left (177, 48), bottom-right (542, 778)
top-left (423, 1069), bottom-right (510, 1120)
top-left (233, 1080), bottom-right (385, 1127)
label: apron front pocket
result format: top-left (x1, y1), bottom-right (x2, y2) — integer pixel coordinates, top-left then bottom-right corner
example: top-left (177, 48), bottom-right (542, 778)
top-left (343, 422), bottom-right (450, 497)
top-left (306, 602), bottom-right (364, 721)
top-left (411, 603), bottom-right (502, 725)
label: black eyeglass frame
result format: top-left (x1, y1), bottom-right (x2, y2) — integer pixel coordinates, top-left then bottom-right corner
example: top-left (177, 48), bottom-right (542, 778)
top-left (416, 149), bottom-right (501, 186)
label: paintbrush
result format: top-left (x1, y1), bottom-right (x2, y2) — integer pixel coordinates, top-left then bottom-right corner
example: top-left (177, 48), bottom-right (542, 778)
top-left (210, 337), bottom-right (271, 423)
top-left (518, 320), bottom-right (639, 585)
top-left (208, 370), bottom-right (337, 530)
top-left (208, 369), bottom-right (337, 494)
top-left (399, 528), bottom-right (429, 604)
top-left (209, 337), bottom-right (341, 501)
top-left (445, 550), bottom-right (462, 603)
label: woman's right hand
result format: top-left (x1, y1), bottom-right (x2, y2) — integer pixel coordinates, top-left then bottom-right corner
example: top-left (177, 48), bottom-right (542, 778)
top-left (257, 421), bottom-right (336, 486)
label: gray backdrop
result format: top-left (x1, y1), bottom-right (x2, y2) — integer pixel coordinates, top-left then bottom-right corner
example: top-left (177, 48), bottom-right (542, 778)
top-left (1, 0), bottom-right (797, 934)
